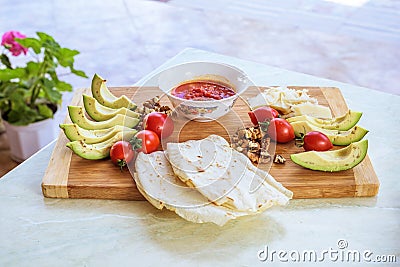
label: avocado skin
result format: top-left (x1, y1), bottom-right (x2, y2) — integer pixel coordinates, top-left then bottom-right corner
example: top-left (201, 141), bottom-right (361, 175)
top-left (66, 132), bottom-right (127, 160)
top-left (60, 123), bottom-right (137, 144)
top-left (91, 74), bottom-right (136, 110)
top-left (82, 94), bottom-right (139, 121)
top-left (290, 139), bottom-right (368, 172)
top-left (291, 121), bottom-right (368, 146)
top-left (287, 110), bottom-right (362, 131)
top-left (67, 106), bottom-right (139, 130)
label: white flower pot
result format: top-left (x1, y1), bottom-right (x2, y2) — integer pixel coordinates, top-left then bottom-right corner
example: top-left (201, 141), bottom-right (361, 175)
top-left (4, 114), bottom-right (60, 162)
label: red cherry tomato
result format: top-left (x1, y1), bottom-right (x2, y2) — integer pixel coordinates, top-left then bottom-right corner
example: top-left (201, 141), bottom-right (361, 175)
top-left (267, 118), bottom-right (295, 143)
top-left (134, 130), bottom-right (160, 154)
top-left (248, 107), bottom-right (279, 126)
top-left (110, 141), bottom-right (134, 168)
top-left (303, 131), bottom-right (333, 151)
top-left (143, 112), bottom-right (174, 139)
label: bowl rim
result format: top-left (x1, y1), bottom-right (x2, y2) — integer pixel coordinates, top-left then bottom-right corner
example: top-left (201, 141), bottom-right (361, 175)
top-left (159, 60), bottom-right (251, 104)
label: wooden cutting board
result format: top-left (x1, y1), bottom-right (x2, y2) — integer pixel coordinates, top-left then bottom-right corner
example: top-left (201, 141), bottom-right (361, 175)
top-left (42, 86), bottom-right (379, 200)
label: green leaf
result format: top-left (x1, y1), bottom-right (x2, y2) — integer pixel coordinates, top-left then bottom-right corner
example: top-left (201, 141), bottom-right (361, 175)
top-left (48, 70), bottom-right (59, 83)
top-left (60, 48), bottom-right (79, 58)
top-left (70, 67), bottom-right (88, 78)
top-left (43, 40), bottom-right (61, 59)
top-left (42, 78), bottom-right (62, 103)
top-left (0, 68), bottom-right (26, 81)
top-left (6, 107), bottom-right (38, 125)
top-left (38, 104), bottom-right (54, 119)
top-left (15, 37), bottom-right (42, 54)
top-left (55, 80), bottom-right (72, 92)
top-left (1, 87), bottom-right (37, 125)
top-left (56, 48), bottom-right (79, 68)
top-left (37, 32), bottom-right (55, 42)
top-left (0, 54), bottom-right (12, 69)
top-left (58, 57), bottom-right (73, 67)
top-left (26, 61), bottom-right (40, 76)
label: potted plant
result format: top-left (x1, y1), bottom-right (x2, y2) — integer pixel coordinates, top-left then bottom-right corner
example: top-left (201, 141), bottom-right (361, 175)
top-left (0, 31), bottom-right (87, 162)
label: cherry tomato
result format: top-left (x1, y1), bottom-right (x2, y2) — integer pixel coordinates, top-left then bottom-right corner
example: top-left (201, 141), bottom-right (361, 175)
top-left (143, 112), bottom-right (174, 139)
top-left (267, 118), bottom-right (295, 143)
top-left (110, 141), bottom-right (134, 168)
top-left (134, 130), bottom-right (160, 154)
top-left (248, 107), bottom-right (279, 126)
top-left (303, 131), bottom-right (333, 151)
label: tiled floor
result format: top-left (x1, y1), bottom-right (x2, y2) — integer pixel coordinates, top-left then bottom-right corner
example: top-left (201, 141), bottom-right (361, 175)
top-left (0, 0), bottom-right (399, 177)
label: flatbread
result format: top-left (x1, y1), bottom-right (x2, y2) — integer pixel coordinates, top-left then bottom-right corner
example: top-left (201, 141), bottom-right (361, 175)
top-left (167, 135), bottom-right (293, 213)
top-left (134, 151), bottom-right (249, 226)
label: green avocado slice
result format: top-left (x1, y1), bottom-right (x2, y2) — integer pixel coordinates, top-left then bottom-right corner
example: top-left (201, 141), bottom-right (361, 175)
top-left (91, 74), bottom-right (136, 110)
top-left (83, 94), bottom-right (139, 121)
top-left (60, 123), bottom-right (137, 144)
top-left (290, 121), bottom-right (368, 146)
top-left (66, 132), bottom-right (126, 160)
top-left (287, 110), bottom-right (362, 131)
top-left (68, 106), bottom-right (139, 130)
top-left (290, 139), bottom-right (368, 172)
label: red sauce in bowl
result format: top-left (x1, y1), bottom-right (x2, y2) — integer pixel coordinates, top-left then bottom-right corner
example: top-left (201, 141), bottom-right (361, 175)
top-left (171, 80), bottom-right (236, 100)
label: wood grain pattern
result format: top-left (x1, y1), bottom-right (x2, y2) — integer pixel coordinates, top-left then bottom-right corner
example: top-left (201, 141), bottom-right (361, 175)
top-left (42, 86), bottom-right (379, 200)
top-left (42, 88), bottom-right (86, 198)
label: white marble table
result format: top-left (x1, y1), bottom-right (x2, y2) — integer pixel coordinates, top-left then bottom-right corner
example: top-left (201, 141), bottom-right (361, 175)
top-left (1, 48), bottom-right (399, 266)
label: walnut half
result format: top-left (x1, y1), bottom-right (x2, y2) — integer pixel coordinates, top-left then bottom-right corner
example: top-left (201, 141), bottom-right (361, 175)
top-left (273, 154), bottom-right (286, 164)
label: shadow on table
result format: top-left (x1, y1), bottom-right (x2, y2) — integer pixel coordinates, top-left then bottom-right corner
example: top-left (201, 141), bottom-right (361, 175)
top-left (142, 210), bottom-right (284, 259)
top-left (287, 196), bottom-right (379, 209)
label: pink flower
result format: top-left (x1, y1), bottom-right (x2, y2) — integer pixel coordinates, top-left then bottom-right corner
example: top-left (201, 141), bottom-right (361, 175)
top-left (1, 31), bottom-right (28, 56)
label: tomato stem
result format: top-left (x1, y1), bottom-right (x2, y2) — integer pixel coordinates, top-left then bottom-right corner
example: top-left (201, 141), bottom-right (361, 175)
top-left (295, 133), bottom-right (305, 147)
top-left (259, 121), bottom-right (270, 132)
top-left (129, 136), bottom-right (143, 150)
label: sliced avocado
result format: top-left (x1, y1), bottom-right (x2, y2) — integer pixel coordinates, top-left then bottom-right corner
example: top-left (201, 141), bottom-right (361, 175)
top-left (290, 139), bottom-right (368, 172)
top-left (91, 74), bottom-right (136, 109)
top-left (60, 123), bottom-right (137, 144)
top-left (291, 121), bottom-right (368, 146)
top-left (83, 94), bottom-right (139, 121)
top-left (287, 110), bottom-right (362, 131)
top-left (68, 106), bottom-right (139, 130)
top-left (66, 132), bottom-right (125, 160)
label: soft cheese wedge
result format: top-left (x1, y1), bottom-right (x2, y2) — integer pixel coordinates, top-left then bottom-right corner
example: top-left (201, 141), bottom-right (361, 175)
top-left (68, 106), bottom-right (139, 130)
top-left (291, 102), bottom-right (332, 119)
top-left (60, 123), bottom-right (137, 144)
top-left (167, 135), bottom-right (293, 213)
top-left (247, 86), bottom-right (318, 114)
top-left (83, 94), bottom-right (139, 121)
top-left (66, 132), bottom-right (129, 160)
top-left (287, 110), bottom-right (362, 131)
top-left (290, 121), bottom-right (368, 146)
top-left (134, 151), bottom-right (250, 226)
top-left (91, 74), bottom-right (136, 109)
top-left (291, 139), bottom-right (368, 172)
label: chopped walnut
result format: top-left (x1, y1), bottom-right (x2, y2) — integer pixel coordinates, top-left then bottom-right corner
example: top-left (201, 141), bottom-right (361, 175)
top-left (248, 141), bottom-right (260, 152)
top-left (136, 96), bottom-right (173, 130)
top-left (274, 154), bottom-right (286, 164)
top-left (247, 151), bottom-right (259, 164)
top-left (231, 125), bottom-right (271, 164)
top-left (259, 149), bottom-right (271, 163)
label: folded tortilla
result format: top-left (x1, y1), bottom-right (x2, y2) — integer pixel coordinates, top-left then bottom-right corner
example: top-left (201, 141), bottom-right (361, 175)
top-left (134, 151), bottom-right (250, 226)
top-left (167, 135), bottom-right (293, 213)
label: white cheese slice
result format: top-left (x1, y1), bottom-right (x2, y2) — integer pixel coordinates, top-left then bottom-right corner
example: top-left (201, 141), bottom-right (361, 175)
top-left (247, 86), bottom-right (319, 114)
top-left (292, 102), bottom-right (332, 119)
